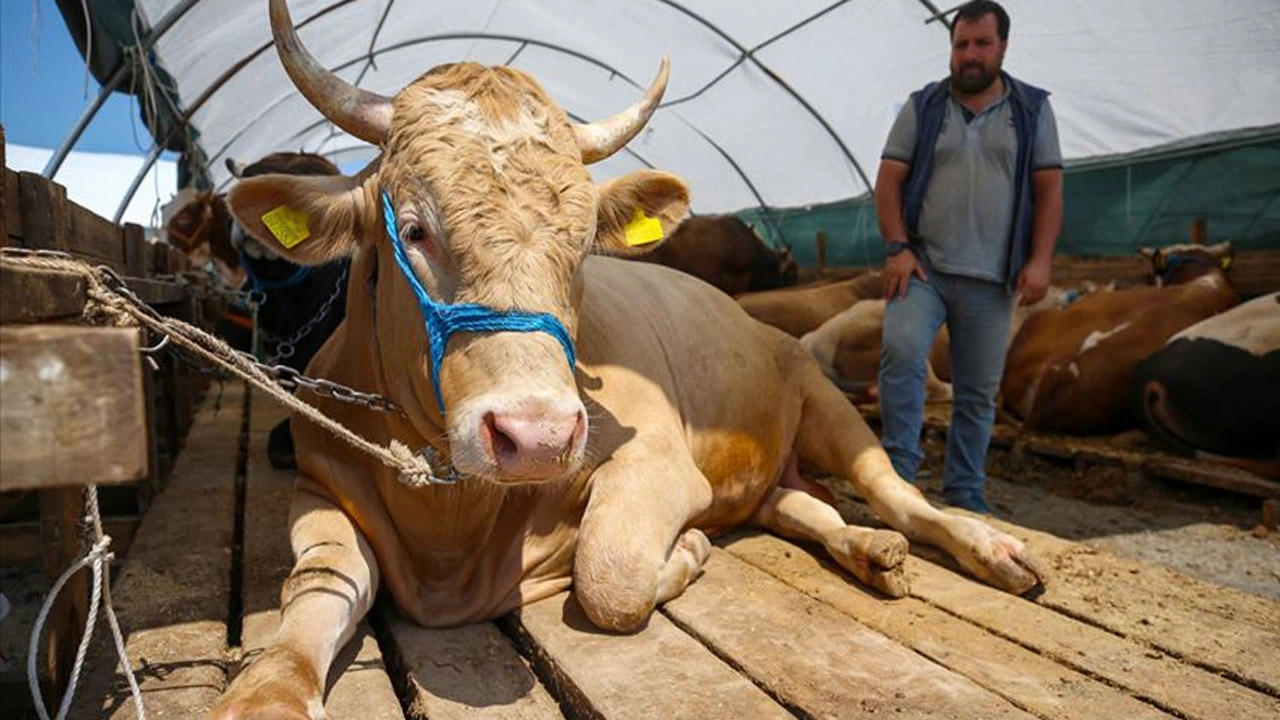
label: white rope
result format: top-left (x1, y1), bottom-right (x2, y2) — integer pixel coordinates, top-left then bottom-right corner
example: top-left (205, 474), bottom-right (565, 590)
top-left (27, 486), bottom-right (146, 720)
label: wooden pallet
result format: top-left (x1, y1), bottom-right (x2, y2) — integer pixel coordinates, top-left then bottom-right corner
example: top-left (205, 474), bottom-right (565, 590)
top-left (67, 388), bottom-right (1280, 719)
top-left (856, 402), bottom-right (1280, 502)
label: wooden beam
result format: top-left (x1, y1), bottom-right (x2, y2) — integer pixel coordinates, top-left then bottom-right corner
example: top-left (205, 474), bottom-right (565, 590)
top-left (0, 265), bottom-right (88, 323)
top-left (0, 325), bottom-right (148, 491)
top-left (0, 515), bottom-right (138, 565)
top-left (123, 223), bottom-right (149, 277)
top-left (39, 486), bottom-right (88, 701)
top-left (17, 171), bottom-right (69, 252)
top-left (72, 384), bottom-right (245, 719)
top-left (65, 202), bottom-right (126, 272)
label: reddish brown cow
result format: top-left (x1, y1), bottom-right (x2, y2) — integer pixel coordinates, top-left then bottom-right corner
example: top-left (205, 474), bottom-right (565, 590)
top-left (633, 215), bottom-right (797, 295)
top-left (1002, 242), bottom-right (1238, 434)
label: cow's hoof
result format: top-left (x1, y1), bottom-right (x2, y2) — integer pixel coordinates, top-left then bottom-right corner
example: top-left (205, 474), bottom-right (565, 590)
top-left (950, 518), bottom-right (1047, 595)
top-left (268, 419), bottom-right (297, 470)
top-left (824, 528), bottom-right (911, 597)
top-left (210, 647), bottom-right (323, 720)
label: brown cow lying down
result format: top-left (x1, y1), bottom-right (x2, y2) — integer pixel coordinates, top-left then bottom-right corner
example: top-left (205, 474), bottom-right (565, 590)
top-left (1133, 291), bottom-right (1280, 478)
top-left (795, 284), bottom-right (1084, 401)
top-left (633, 215), bottom-right (798, 296)
top-left (1002, 242), bottom-right (1238, 435)
top-left (211, 3), bottom-right (1046, 716)
top-left (737, 271), bottom-right (885, 337)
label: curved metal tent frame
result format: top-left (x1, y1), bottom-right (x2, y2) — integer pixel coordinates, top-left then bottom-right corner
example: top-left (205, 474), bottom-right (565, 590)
top-left (100, 0), bottom-right (912, 227)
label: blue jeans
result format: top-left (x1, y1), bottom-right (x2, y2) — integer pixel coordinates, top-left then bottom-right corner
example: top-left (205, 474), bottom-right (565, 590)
top-left (878, 262), bottom-right (1014, 513)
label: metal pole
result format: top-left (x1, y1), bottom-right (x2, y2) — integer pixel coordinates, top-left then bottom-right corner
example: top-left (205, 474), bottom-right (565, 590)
top-left (42, 0), bottom-right (202, 180)
top-left (113, 142), bottom-right (165, 224)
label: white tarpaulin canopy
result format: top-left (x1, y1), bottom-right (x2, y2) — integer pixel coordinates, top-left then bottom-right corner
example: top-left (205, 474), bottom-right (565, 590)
top-left (95, 0), bottom-right (1280, 215)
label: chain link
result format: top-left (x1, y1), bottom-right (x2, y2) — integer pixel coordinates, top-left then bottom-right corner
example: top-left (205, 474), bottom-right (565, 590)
top-left (84, 258), bottom-right (403, 414)
top-left (257, 265), bottom-right (349, 363)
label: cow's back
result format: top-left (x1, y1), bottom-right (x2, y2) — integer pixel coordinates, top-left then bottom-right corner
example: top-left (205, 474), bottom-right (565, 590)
top-left (738, 272), bottom-right (885, 337)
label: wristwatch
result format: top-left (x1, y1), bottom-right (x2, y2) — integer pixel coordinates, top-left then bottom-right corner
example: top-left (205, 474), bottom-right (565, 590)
top-left (885, 241), bottom-right (911, 257)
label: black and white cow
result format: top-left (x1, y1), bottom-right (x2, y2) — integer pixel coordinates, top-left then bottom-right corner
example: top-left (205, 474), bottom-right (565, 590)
top-left (1132, 292), bottom-right (1280, 478)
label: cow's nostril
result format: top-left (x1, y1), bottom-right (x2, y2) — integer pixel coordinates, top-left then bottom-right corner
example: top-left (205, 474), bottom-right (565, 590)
top-left (484, 412), bottom-right (519, 461)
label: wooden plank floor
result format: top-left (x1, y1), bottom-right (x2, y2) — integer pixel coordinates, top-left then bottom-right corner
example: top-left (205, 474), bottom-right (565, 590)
top-left (76, 388), bottom-right (1280, 719)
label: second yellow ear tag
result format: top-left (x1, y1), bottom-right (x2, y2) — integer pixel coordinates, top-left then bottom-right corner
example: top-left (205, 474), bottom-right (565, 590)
top-left (261, 205), bottom-right (311, 249)
top-left (624, 207), bottom-right (665, 247)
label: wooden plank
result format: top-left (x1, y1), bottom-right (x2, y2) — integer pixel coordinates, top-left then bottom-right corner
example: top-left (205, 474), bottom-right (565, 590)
top-left (3, 169), bottom-right (20, 246)
top-left (1, 128), bottom-right (11, 246)
top-left (124, 276), bottom-right (187, 305)
top-left (65, 202), bottom-right (126, 272)
top-left (903, 548), bottom-right (1280, 719)
top-left (380, 614), bottom-right (563, 720)
top-left (123, 223), bottom-right (149, 277)
top-left (18, 171), bottom-right (68, 251)
top-left (0, 325), bottom-right (148, 491)
top-left (72, 383), bottom-right (245, 719)
top-left (1143, 456), bottom-right (1280, 499)
top-left (721, 532), bottom-right (1174, 720)
top-left (38, 487), bottom-right (88, 702)
top-left (238, 395), bottom-right (404, 720)
top-left (0, 265), bottom-right (88, 323)
top-left (505, 591), bottom-right (792, 720)
top-left (971, 513), bottom-right (1280, 694)
top-left (665, 547), bottom-right (1035, 720)
top-left (0, 516), bottom-right (138, 565)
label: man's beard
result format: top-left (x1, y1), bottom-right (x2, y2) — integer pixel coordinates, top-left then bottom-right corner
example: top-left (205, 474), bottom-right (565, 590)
top-left (953, 62), bottom-right (997, 94)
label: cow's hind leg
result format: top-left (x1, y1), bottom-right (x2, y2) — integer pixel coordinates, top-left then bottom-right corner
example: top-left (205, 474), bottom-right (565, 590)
top-left (210, 489), bottom-right (379, 720)
top-left (574, 450), bottom-right (713, 633)
top-left (794, 366), bottom-right (1046, 595)
top-left (752, 485), bottom-right (910, 597)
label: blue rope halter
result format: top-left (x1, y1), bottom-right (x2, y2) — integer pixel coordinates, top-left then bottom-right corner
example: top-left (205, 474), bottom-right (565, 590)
top-left (238, 246), bottom-right (311, 302)
top-left (381, 191), bottom-right (576, 410)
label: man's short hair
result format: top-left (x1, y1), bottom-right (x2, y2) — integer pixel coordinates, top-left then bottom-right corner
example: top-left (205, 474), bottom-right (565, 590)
top-left (951, 0), bottom-right (1010, 42)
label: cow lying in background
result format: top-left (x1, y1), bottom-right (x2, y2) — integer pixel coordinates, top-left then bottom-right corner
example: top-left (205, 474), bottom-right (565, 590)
top-left (1002, 242), bottom-right (1238, 434)
top-left (799, 286), bottom-right (1081, 404)
top-left (737, 271), bottom-right (885, 337)
top-left (210, 3), bottom-right (1046, 716)
top-left (800, 299), bottom-right (953, 404)
top-left (230, 151), bottom-right (351, 469)
top-left (633, 215), bottom-right (798, 295)
top-left (163, 187), bottom-right (244, 287)
top-left (1133, 292), bottom-right (1280, 478)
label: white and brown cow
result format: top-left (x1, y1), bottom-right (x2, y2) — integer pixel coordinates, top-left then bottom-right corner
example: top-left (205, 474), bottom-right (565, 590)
top-left (211, 3), bottom-right (1045, 717)
top-left (1002, 242), bottom-right (1239, 434)
top-left (1133, 291), bottom-right (1280, 478)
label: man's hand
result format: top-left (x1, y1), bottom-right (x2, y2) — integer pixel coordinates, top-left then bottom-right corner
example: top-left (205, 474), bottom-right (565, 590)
top-left (884, 248), bottom-right (928, 300)
top-left (1016, 256), bottom-right (1052, 306)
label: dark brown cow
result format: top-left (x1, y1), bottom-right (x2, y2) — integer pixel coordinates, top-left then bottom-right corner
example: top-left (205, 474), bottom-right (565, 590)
top-left (1002, 242), bottom-right (1238, 434)
top-left (1133, 291), bottom-right (1280, 478)
top-left (634, 215), bottom-right (797, 296)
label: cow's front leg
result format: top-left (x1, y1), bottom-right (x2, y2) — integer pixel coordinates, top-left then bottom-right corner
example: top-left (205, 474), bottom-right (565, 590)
top-left (210, 489), bottom-right (379, 720)
top-left (574, 452), bottom-right (712, 632)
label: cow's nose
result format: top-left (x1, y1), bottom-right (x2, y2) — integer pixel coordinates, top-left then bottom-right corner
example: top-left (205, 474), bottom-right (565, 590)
top-left (483, 408), bottom-right (586, 478)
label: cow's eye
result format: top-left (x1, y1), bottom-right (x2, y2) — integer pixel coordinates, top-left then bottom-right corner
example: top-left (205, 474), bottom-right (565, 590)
top-left (404, 223), bottom-right (426, 243)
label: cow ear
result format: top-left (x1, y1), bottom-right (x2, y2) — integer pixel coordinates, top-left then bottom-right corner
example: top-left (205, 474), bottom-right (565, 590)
top-left (593, 170), bottom-right (690, 257)
top-left (227, 173), bottom-right (367, 265)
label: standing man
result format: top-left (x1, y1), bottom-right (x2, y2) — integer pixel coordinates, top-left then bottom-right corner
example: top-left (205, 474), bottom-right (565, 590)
top-left (874, 0), bottom-right (1063, 513)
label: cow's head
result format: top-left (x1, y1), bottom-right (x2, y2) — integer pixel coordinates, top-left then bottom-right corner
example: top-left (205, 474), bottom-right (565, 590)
top-left (1139, 241), bottom-right (1233, 287)
top-left (228, 0), bottom-right (689, 483)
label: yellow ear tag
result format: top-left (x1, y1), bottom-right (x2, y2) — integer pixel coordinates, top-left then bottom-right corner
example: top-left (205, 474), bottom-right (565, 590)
top-left (624, 207), bottom-right (665, 247)
top-left (260, 205), bottom-right (311, 249)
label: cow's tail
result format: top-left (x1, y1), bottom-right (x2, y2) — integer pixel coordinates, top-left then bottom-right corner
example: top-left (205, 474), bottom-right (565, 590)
top-left (1131, 359), bottom-right (1198, 457)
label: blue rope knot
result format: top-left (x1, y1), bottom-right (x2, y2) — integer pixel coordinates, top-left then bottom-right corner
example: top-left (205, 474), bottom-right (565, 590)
top-left (381, 191), bottom-right (576, 410)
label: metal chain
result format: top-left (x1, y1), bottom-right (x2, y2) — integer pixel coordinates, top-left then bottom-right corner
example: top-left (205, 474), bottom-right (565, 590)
top-left (82, 257), bottom-right (403, 414)
top-left (257, 265), bottom-right (349, 363)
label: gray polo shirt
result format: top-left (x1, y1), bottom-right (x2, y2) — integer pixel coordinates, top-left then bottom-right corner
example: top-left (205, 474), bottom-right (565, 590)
top-left (883, 85), bottom-right (1061, 282)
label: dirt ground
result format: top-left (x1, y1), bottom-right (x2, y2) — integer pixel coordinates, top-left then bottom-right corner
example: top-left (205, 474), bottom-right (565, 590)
top-left (902, 430), bottom-right (1280, 601)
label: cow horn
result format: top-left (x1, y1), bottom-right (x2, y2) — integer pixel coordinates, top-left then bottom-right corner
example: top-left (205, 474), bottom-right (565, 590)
top-left (269, 0), bottom-right (392, 145)
top-left (574, 57), bottom-right (669, 164)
